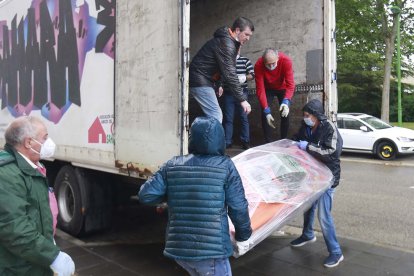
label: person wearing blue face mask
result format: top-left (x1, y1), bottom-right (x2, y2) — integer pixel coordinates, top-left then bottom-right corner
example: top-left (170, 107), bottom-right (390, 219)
top-left (290, 99), bottom-right (345, 268)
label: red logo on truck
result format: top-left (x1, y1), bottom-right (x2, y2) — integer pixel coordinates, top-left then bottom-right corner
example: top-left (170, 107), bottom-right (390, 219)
top-left (88, 117), bottom-right (107, 143)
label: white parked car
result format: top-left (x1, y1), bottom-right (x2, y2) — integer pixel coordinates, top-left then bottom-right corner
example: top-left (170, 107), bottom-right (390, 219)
top-left (337, 113), bottom-right (414, 160)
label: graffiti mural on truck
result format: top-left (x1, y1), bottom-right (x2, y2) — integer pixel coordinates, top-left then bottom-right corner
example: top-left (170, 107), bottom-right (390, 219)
top-left (0, 0), bottom-right (115, 123)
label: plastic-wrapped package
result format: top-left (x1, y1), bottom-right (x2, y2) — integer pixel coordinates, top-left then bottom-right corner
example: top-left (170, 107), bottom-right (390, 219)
top-left (230, 139), bottom-right (333, 257)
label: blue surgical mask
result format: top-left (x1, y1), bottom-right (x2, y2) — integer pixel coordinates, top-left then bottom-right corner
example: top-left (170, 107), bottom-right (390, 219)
top-left (304, 117), bottom-right (315, 127)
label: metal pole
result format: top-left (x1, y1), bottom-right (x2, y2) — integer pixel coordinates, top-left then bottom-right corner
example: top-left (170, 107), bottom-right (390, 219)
top-left (396, 11), bottom-right (402, 126)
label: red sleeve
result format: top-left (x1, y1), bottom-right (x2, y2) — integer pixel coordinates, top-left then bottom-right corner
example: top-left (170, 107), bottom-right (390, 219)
top-left (254, 58), bottom-right (268, 109)
top-left (282, 57), bottom-right (295, 100)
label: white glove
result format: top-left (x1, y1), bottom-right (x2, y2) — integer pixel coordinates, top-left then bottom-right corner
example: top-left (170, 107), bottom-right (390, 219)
top-left (50, 251), bottom-right (75, 276)
top-left (237, 74), bottom-right (247, 84)
top-left (266, 114), bottom-right (276, 129)
top-left (240, 100), bottom-right (251, 114)
top-left (235, 240), bottom-right (250, 256)
top-left (279, 103), bottom-right (289, 117)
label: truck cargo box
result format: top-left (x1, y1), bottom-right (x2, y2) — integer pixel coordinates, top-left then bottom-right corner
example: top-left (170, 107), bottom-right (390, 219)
top-left (0, 0), bottom-right (336, 235)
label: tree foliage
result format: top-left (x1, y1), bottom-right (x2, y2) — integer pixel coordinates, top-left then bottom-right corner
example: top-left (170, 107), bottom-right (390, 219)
top-left (336, 0), bottom-right (414, 121)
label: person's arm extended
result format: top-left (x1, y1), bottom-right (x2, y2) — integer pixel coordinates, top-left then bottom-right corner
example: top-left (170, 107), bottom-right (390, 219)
top-left (215, 43), bottom-right (246, 102)
top-left (254, 61), bottom-right (269, 112)
top-left (225, 161), bottom-right (252, 242)
top-left (138, 165), bottom-right (168, 205)
top-left (282, 58), bottom-right (295, 100)
top-left (307, 122), bottom-right (340, 162)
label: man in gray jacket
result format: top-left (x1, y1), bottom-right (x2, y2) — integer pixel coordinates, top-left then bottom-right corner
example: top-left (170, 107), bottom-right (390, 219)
top-left (139, 116), bottom-right (252, 275)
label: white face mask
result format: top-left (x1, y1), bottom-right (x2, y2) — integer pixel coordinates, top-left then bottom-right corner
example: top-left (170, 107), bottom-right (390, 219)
top-left (304, 117), bottom-right (315, 127)
top-left (265, 63), bottom-right (277, 71)
top-left (31, 138), bottom-right (56, 159)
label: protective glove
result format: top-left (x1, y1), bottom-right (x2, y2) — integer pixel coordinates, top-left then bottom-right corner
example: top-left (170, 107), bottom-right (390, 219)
top-left (298, 140), bottom-right (309, 151)
top-left (235, 240), bottom-right (250, 256)
top-left (279, 103), bottom-right (289, 117)
top-left (266, 114), bottom-right (276, 129)
top-left (237, 74), bottom-right (247, 84)
top-left (50, 251), bottom-right (75, 276)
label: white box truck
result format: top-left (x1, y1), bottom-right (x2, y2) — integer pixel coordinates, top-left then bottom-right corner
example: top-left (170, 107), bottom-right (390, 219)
top-left (0, 0), bottom-right (337, 236)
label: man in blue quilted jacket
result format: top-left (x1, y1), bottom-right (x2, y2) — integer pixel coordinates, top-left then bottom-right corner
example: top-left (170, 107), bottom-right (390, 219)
top-left (139, 116), bottom-right (252, 276)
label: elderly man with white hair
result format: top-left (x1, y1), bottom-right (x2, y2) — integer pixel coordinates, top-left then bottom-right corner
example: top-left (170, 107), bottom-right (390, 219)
top-left (0, 116), bottom-right (75, 276)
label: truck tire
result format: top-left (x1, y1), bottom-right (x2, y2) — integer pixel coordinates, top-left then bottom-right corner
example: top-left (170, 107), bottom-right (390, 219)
top-left (55, 165), bottom-right (85, 236)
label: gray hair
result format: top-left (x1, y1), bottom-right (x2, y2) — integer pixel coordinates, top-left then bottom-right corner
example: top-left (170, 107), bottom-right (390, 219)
top-left (5, 116), bottom-right (43, 147)
top-left (262, 48), bottom-right (278, 59)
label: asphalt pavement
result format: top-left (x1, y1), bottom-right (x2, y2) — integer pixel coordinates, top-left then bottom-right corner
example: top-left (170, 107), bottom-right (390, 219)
top-left (55, 148), bottom-right (414, 275)
top-left (56, 227), bottom-right (414, 276)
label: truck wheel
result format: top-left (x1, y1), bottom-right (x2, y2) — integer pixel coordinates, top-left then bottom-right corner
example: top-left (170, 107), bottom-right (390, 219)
top-left (376, 141), bottom-right (397, 160)
top-left (55, 165), bottom-right (85, 236)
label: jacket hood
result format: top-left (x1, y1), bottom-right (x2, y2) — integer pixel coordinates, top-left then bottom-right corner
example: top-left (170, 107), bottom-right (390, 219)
top-left (303, 99), bottom-right (327, 121)
top-left (188, 117), bottom-right (225, 155)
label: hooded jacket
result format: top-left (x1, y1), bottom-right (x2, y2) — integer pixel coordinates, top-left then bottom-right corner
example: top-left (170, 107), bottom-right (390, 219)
top-left (293, 99), bottom-right (343, 187)
top-left (189, 27), bottom-right (247, 102)
top-left (139, 117), bottom-right (252, 260)
top-left (0, 145), bottom-right (59, 276)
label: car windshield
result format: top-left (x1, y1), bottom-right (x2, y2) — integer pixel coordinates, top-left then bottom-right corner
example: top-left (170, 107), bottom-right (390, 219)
top-left (360, 116), bottom-right (392, 130)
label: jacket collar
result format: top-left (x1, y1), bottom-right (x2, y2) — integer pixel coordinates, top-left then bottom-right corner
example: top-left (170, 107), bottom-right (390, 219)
top-left (4, 144), bottom-right (45, 177)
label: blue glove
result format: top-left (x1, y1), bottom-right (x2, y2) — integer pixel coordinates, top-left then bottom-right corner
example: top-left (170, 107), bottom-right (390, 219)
top-left (298, 140), bottom-right (309, 150)
top-left (263, 107), bottom-right (271, 115)
top-left (281, 98), bottom-right (291, 106)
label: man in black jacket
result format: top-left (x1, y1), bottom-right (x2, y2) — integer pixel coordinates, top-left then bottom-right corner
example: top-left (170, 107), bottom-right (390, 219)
top-left (289, 99), bottom-right (344, 268)
top-left (189, 17), bottom-right (254, 123)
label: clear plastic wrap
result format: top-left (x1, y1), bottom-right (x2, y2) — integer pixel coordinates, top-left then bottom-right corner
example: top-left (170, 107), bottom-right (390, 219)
top-left (230, 139), bottom-right (333, 257)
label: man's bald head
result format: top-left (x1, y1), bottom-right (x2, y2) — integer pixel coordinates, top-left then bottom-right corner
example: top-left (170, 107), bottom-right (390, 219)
top-left (263, 48), bottom-right (278, 63)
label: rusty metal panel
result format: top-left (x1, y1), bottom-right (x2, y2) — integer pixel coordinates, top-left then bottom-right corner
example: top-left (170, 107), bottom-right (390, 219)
top-left (115, 1), bottom-right (186, 174)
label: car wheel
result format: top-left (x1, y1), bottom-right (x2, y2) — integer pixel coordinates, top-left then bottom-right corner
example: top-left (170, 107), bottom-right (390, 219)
top-left (376, 141), bottom-right (397, 160)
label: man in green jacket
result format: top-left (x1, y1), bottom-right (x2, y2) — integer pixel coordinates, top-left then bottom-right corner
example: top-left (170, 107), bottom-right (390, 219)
top-left (0, 116), bottom-right (75, 276)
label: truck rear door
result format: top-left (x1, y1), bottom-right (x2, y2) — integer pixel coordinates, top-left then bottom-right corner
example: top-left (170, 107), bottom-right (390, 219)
top-left (115, 0), bottom-right (190, 175)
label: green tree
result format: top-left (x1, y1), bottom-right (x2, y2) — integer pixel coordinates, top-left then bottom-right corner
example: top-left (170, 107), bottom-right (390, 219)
top-left (336, 0), bottom-right (414, 121)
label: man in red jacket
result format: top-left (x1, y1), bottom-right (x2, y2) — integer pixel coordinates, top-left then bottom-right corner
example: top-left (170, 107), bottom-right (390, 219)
top-left (254, 48), bottom-right (295, 142)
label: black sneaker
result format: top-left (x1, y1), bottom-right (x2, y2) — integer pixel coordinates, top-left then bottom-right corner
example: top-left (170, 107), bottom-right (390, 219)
top-left (290, 236), bottom-right (316, 247)
top-left (324, 254), bottom-right (344, 268)
top-left (226, 144), bottom-right (232, 149)
top-left (241, 142), bottom-right (250, 149)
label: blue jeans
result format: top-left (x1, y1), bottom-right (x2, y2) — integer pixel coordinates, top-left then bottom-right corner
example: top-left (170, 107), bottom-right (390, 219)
top-left (176, 258), bottom-right (232, 276)
top-left (191, 87), bottom-right (222, 123)
top-left (302, 188), bottom-right (342, 255)
top-left (222, 90), bottom-right (249, 145)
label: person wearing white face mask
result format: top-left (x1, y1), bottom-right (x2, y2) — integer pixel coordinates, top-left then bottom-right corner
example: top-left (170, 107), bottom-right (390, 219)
top-left (0, 116), bottom-right (75, 276)
top-left (254, 48), bottom-right (296, 142)
top-left (290, 99), bottom-right (344, 268)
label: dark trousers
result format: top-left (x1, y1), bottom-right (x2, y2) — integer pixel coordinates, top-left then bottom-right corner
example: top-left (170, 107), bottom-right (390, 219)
top-left (223, 89), bottom-right (250, 145)
top-left (261, 90), bottom-right (289, 142)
